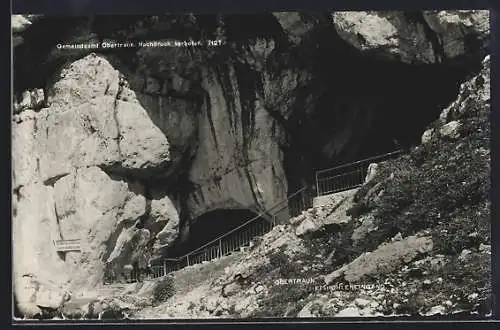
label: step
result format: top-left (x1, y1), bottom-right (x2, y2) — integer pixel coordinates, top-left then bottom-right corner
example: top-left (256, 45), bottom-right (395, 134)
top-left (312, 188), bottom-right (359, 208)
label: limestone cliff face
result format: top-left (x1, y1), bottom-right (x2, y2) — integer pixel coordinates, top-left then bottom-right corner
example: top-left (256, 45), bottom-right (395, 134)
top-left (11, 11), bottom-right (489, 316)
top-left (119, 40), bottom-right (295, 219)
top-left (12, 54), bottom-right (179, 315)
top-left (186, 42), bottom-right (309, 219)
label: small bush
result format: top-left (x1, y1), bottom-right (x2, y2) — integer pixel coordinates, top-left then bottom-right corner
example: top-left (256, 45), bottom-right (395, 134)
top-left (432, 203), bottom-right (490, 255)
top-left (268, 250), bottom-right (290, 274)
top-left (346, 200), bottom-right (371, 218)
top-left (252, 284), bottom-right (311, 318)
top-left (260, 248), bottom-right (303, 278)
top-left (410, 146), bottom-right (427, 167)
top-left (100, 303), bottom-right (125, 320)
top-left (251, 247), bottom-right (316, 317)
top-left (382, 251), bottom-right (492, 316)
top-left (153, 276), bottom-right (175, 304)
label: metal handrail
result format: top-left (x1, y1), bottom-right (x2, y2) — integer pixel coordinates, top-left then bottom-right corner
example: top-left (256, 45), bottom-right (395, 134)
top-left (146, 185), bottom-right (310, 278)
top-left (178, 186), bottom-right (308, 259)
top-left (315, 149), bottom-right (405, 197)
top-left (319, 184), bottom-right (363, 196)
top-left (315, 149), bottom-right (404, 176)
top-left (319, 168), bottom-right (364, 181)
top-left (137, 151), bottom-right (408, 281)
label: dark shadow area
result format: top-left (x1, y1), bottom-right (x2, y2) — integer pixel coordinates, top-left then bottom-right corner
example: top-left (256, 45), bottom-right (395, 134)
top-left (167, 208), bottom-right (262, 257)
top-left (13, 294), bottom-right (22, 319)
top-left (223, 13), bottom-right (290, 47)
top-left (13, 16), bottom-right (97, 97)
top-left (12, 13), bottom-right (288, 97)
top-left (282, 22), bottom-right (480, 190)
top-left (13, 14), bottom-right (197, 96)
top-left (56, 251), bottom-right (66, 261)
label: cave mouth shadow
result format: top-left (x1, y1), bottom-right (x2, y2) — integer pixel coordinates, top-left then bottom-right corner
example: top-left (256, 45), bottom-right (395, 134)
top-left (282, 27), bottom-right (479, 191)
top-left (166, 208), bottom-right (264, 257)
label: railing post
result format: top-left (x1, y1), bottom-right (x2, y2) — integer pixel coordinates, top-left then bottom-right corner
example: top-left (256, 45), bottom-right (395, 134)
top-left (315, 171), bottom-right (319, 197)
top-left (301, 189), bottom-right (306, 212)
top-left (186, 255), bottom-right (190, 267)
top-left (163, 259), bottom-right (167, 277)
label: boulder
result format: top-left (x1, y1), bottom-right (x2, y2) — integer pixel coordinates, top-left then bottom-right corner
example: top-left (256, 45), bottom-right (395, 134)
top-left (354, 298), bottom-right (372, 309)
top-left (325, 235), bottom-right (433, 284)
top-left (21, 55), bottom-right (171, 184)
top-left (364, 163), bottom-right (379, 183)
top-left (351, 215), bottom-right (379, 246)
top-left (421, 128), bottom-right (435, 145)
top-left (422, 10), bottom-right (490, 59)
top-left (296, 190), bottom-right (355, 236)
top-left (14, 274), bottom-right (70, 319)
top-left (439, 55), bottom-right (490, 122)
top-left (332, 10), bottom-right (489, 64)
top-left (12, 15), bottom-right (33, 33)
top-left (439, 120), bottom-right (462, 140)
top-left (427, 305), bottom-right (446, 316)
top-left (336, 306), bottom-right (363, 317)
top-left (272, 12), bottom-right (316, 45)
top-left (52, 166), bottom-right (147, 289)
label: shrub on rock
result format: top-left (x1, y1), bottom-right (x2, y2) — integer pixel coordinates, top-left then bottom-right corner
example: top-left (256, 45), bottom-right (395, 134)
top-left (153, 276), bottom-right (176, 305)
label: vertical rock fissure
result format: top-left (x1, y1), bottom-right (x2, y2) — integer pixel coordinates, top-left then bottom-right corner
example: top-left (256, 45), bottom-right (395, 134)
top-left (215, 64), bottom-right (236, 132)
top-left (112, 78), bottom-right (124, 160)
top-left (232, 62), bottom-right (266, 209)
top-left (137, 184), bottom-right (152, 230)
top-left (53, 203), bottom-right (62, 237)
top-left (404, 12), bottom-right (446, 63)
top-left (203, 91), bottom-right (219, 151)
top-left (53, 202), bottom-right (66, 261)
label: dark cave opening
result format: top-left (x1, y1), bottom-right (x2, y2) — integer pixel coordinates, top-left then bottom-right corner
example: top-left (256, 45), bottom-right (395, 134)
top-left (281, 23), bottom-right (479, 191)
top-left (166, 209), bottom-right (263, 257)
top-left (223, 13), bottom-right (290, 46)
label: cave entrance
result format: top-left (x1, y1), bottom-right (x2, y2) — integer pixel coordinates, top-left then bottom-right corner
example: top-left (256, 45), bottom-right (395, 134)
top-left (167, 208), bottom-right (265, 257)
top-left (281, 24), bottom-right (478, 192)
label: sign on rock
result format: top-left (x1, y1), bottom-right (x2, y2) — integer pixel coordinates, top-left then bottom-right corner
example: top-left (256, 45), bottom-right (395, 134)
top-left (54, 239), bottom-right (81, 252)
